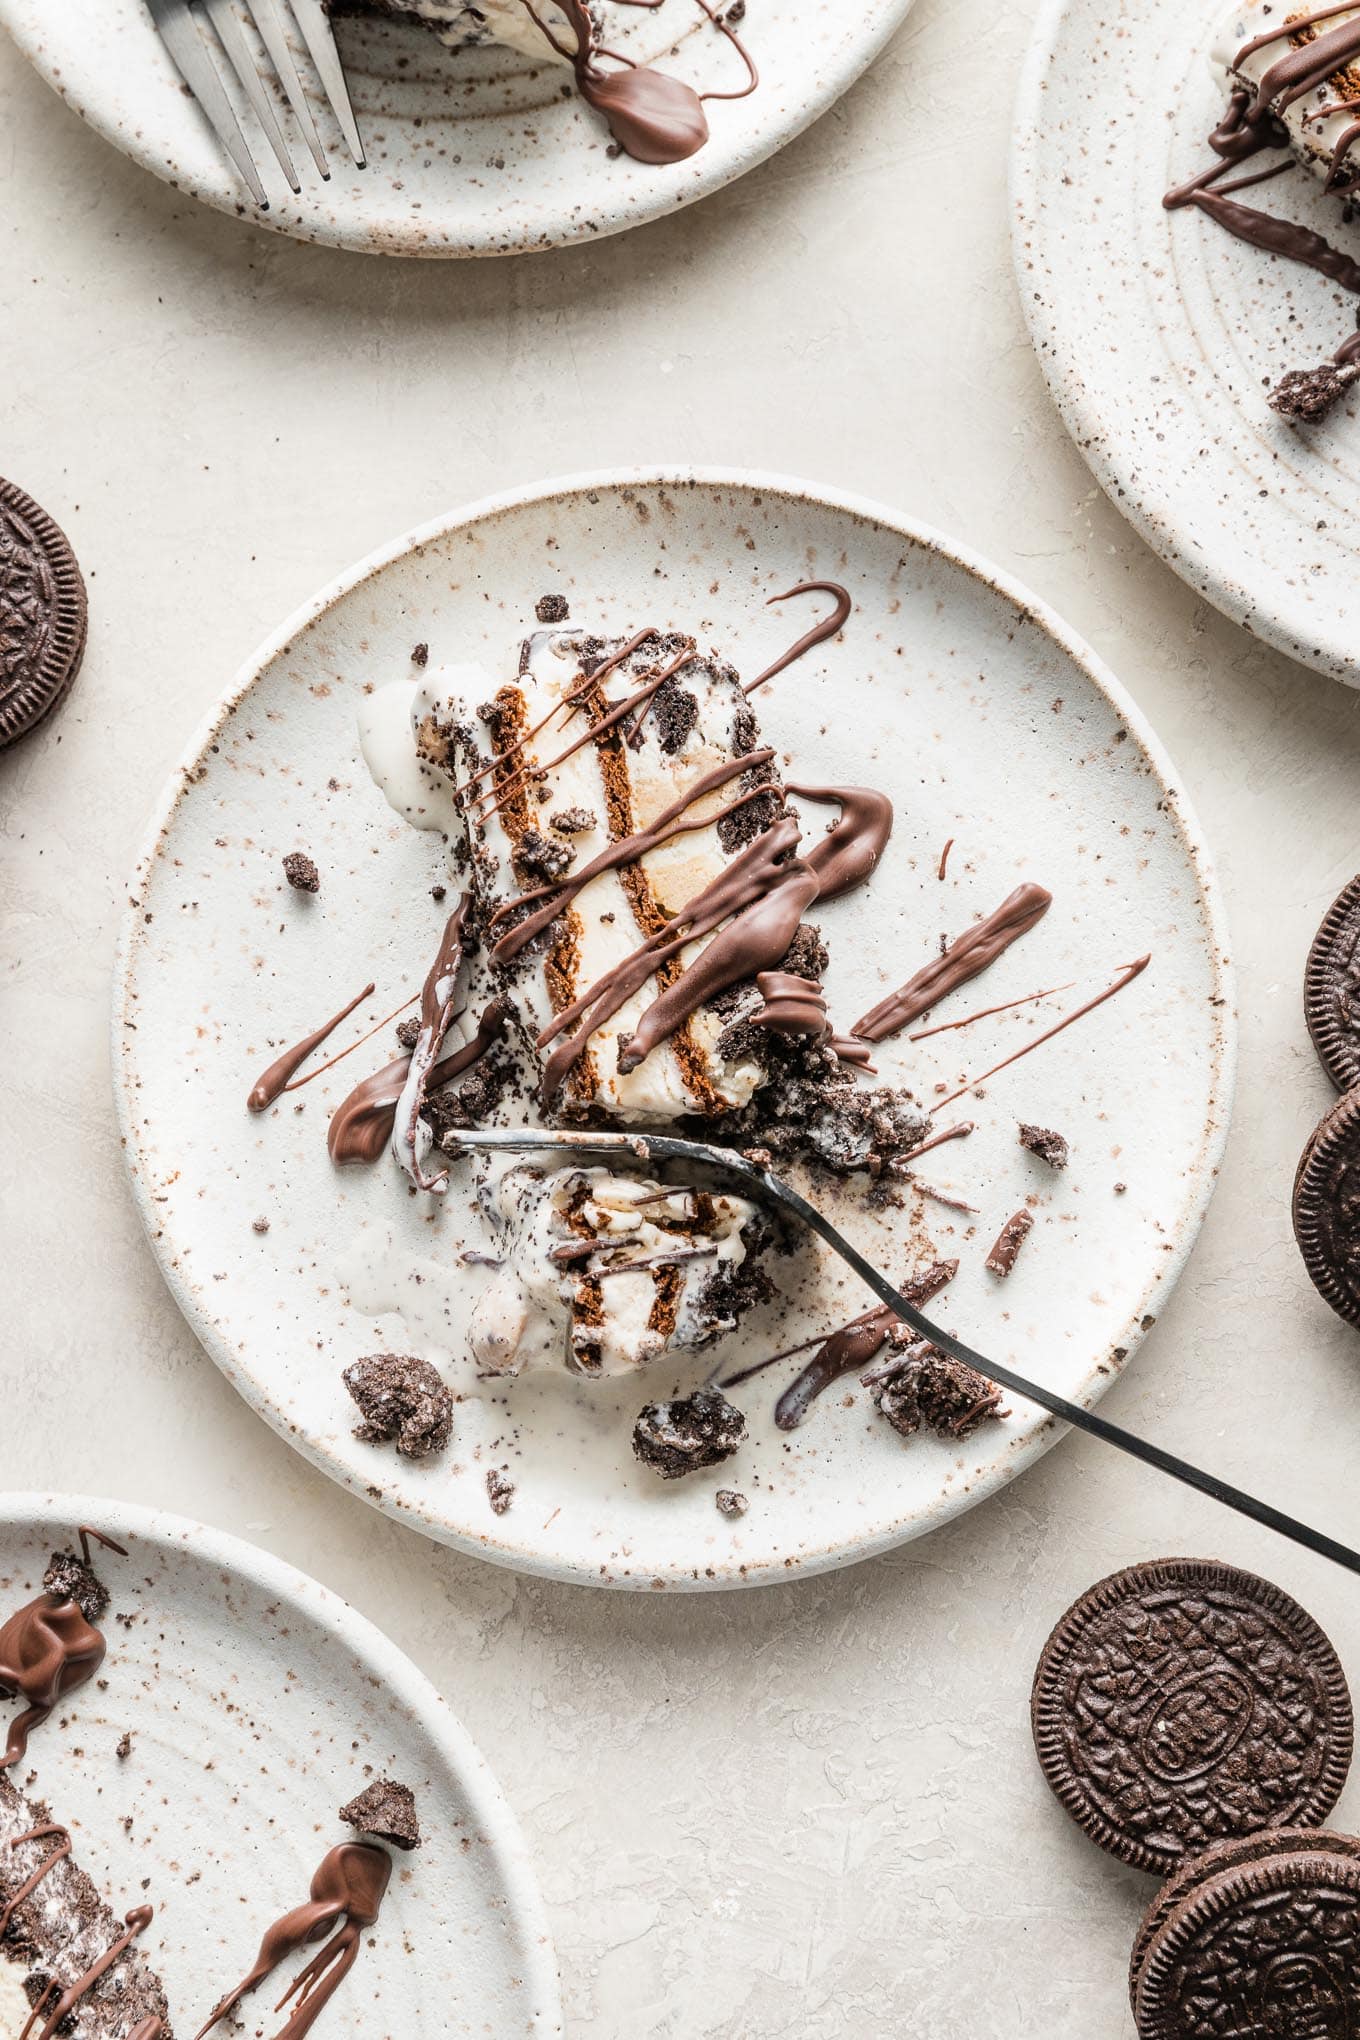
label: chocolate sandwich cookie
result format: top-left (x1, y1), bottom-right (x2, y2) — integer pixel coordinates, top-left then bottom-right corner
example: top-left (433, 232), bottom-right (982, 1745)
top-left (0, 477), bottom-right (87, 748)
top-left (1128, 1827), bottom-right (1360, 2011)
top-left (1305, 876), bottom-right (1360, 1091)
top-left (1134, 1847), bottom-right (1360, 2039)
top-left (1031, 1558), bottom-right (1352, 1877)
top-left (1294, 1088), bottom-right (1360, 1328)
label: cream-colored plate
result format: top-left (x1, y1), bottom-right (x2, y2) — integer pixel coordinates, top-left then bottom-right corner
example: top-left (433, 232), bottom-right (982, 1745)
top-left (0, 0), bottom-right (918, 256)
top-left (114, 468), bottom-right (1235, 1590)
top-left (1014, 0), bottom-right (1360, 685)
top-left (0, 1493), bottom-right (561, 2034)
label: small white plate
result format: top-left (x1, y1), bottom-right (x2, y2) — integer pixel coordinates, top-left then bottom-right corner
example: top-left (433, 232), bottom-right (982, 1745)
top-left (114, 467), bottom-right (1235, 1590)
top-left (0, 1493), bottom-right (561, 2035)
top-left (1014, 0), bottom-right (1360, 687)
top-left (0, 0), bottom-right (917, 257)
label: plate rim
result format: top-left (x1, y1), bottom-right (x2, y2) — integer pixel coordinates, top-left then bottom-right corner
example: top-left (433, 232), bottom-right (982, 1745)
top-left (111, 463), bottom-right (1238, 1589)
top-left (0, 1488), bottom-right (564, 2034)
top-left (1009, 0), bottom-right (1359, 688)
top-left (0, 0), bottom-right (921, 259)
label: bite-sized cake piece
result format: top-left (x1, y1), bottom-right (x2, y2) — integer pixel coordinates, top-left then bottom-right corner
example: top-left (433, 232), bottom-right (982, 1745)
top-left (468, 1164), bottom-right (773, 1378)
top-left (1214, 2), bottom-right (1360, 190)
top-left (329, 0), bottom-right (582, 62)
top-left (0, 1773), bottom-right (172, 2039)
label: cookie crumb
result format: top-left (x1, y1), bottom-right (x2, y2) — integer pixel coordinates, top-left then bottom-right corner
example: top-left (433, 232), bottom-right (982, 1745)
top-left (340, 1778), bottom-right (422, 1852)
top-left (715, 1489), bottom-right (748, 1518)
top-left (116, 1732), bottom-right (133, 1761)
top-left (633, 1390), bottom-right (746, 1480)
top-left (251, 1216), bottom-right (271, 1235)
top-left (44, 1551), bottom-right (108, 1626)
top-left (549, 806), bottom-right (596, 836)
top-left (343, 1353), bottom-right (453, 1460)
top-left (431, 883), bottom-right (447, 902)
top-left (396, 1016), bottom-right (421, 1051)
top-left (486, 1469), bottom-right (515, 1516)
top-left (874, 1346), bottom-right (1007, 1442)
top-left (535, 594), bottom-right (570, 623)
top-left (410, 642), bottom-right (429, 668)
top-left (282, 851), bottom-right (319, 894)
top-left (1018, 1123), bottom-right (1068, 1169)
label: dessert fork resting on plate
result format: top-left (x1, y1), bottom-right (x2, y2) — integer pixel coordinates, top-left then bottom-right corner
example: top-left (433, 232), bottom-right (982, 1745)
top-left (147, 0), bottom-right (364, 208)
top-left (447, 1125), bottom-right (1360, 1579)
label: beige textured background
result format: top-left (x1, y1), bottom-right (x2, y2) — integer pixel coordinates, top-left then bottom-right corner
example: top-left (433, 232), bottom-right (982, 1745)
top-left (6, 3), bottom-right (1360, 2033)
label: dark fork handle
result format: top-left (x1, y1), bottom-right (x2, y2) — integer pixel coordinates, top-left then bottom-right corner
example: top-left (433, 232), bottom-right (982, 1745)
top-left (447, 1127), bottom-right (1360, 1579)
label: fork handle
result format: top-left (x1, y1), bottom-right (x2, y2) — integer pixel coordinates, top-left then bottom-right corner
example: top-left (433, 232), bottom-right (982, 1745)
top-left (787, 1190), bottom-right (1360, 1580)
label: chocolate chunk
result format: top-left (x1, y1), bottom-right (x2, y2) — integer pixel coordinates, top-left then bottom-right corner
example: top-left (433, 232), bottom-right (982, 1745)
top-left (1031, 1558), bottom-right (1353, 1877)
top-left (715, 1489), bottom-right (748, 1518)
top-left (282, 851), bottom-right (320, 894)
top-left (632, 1389), bottom-right (747, 1480)
top-left (1305, 873), bottom-right (1360, 1090)
top-left (1135, 1847), bottom-right (1360, 2038)
top-left (1018, 1122), bottom-right (1068, 1169)
top-left (1129, 1827), bottom-right (1360, 2014)
top-left (343, 1353), bottom-right (453, 1459)
top-left (874, 1347), bottom-right (1005, 1442)
top-left (1269, 359), bottom-right (1360, 424)
top-left (512, 826), bottom-right (573, 886)
top-left (0, 478), bottom-right (88, 748)
top-left (410, 641), bottom-right (429, 667)
top-left (340, 1778), bottom-right (422, 1852)
top-left (43, 1550), bottom-right (108, 1625)
top-left (985, 1209), bottom-right (1033, 1277)
top-left (1294, 1088), bottom-right (1360, 1327)
top-left (535, 594), bottom-right (570, 624)
top-left (549, 806), bottom-right (596, 836)
top-left (396, 1015), bottom-right (421, 1051)
top-left (486, 1468), bottom-right (515, 1516)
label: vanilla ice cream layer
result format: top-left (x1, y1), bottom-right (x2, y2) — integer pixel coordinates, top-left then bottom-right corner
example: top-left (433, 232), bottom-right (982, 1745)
top-left (0, 1960), bottom-right (29, 2040)
top-left (1216, 2), bottom-right (1360, 183)
top-left (468, 1164), bottom-right (765, 1377)
top-left (349, 0), bottom-right (581, 62)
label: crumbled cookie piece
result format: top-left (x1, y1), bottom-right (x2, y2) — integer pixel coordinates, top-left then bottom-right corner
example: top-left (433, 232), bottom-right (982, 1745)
top-left (549, 806), bottom-right (596, 836)
top-left (44, 1551), bottom-right (108, 1625)
top-left (411, 641), bottom-right (429, 668)
top-left (1270, 360), bottom-right (1360, 424)
top-left (396, 1015), bottom-right (422, 1051)
top-left (535, 594), bottom-right (570, 624)
top-left (1018, 1123), bottom-right (1068, 1170)
top-left (632, 1390), bottom-right (747, 1480)
top-left (874, 1346), bottom-right (1006, 1442)
top-left (340, 1777), bottom-right (422, 1852)
top-left (282, 851), bottom-right (320, 894)
top-left (116, 1732), bottom-right (133, 1761)
top-left (486, 1469), bottom-right (515, 1516)
top-left (343, 1353), bottom-right (453, 1460)
top-left (715, 1489), bottom-right (749, 1518)
top-left (252, 1216), bottom-right (271, 1235)
top-left (985, 1210), bottom-right (1034, 1278)
top-left (512, 826), bottom-right (574, 886)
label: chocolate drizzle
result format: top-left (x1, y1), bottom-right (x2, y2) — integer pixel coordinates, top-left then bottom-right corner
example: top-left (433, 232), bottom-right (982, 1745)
top-left (744, 582), bottom-right (852, 695)
top-left (787, 783), bottom-right (894, 903)
top-left (774, 1259), bottom-right (959, 1429)
top-left (934, 954), bottom-right (1151, 1111)
top-left (751, 970), bottom-right (831, 1042)
top-left (854, 883), bottom-right (1053, 1043)
top-left (329, 998), bottom-right (510, 1167)
top-left (247, 982), bottom-right (376, 1113)
top-left (195, 1841), bottom-right (391, 2040)
top-left (0, 1533), bottom-right (123, 1774)
top-left (0, 1824), bottom-right (70, 1938)
top-left (392, 899), bottom-right (471, 1192)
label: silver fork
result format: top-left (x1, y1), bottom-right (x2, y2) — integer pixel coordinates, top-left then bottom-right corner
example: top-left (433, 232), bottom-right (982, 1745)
top-left (444, 1125), bottom-right (1360, 1579)
top-left (147, 0), bottom-right (365, 210)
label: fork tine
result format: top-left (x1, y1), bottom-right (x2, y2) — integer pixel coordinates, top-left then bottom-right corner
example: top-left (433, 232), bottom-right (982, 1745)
top-left (286, 0), bottom-right (367, 167)
top-left (147, 0), bottom-right (269, 207)
top-left (201, 0), bottom-right (301, 193)
top-left (246, 0), bottom-right (330, 179)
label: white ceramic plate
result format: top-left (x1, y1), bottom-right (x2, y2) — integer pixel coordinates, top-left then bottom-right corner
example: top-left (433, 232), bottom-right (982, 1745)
top-left (114, 467), bottom-right (1235, 1591)
top-left (1014, 0), bottom-right (1360, 687)
top-left (0, 1493), bottom-right (561, 2034)
top-left (0, 0), bottom-right (917, 257)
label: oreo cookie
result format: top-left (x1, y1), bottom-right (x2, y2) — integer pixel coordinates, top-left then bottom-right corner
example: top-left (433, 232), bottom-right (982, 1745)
top-left (0, 477), bottom-right (87, 747)
top-left (1294, 1089), bottom-right (1360, 1328)
top-left (1306, 875), bottom-right (1360, 1091)
top-left (1128, 1827), bottom-right (1360, 2011)
top-left (1134, 1847), bottom-right (1360, 2038)
top-left (1031, 1558), bottom-right (1352, 1877)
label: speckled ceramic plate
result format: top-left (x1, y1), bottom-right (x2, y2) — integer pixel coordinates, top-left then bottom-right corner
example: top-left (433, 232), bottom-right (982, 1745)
top-left (1013, 0), bottom-right (1360, 686)
top-left (0, 1493), bottom-right (561, 2034)
top-left (0, 0), bottom-right (917, 256)
top-left (113, 468), bottom-right (1235, 1590)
